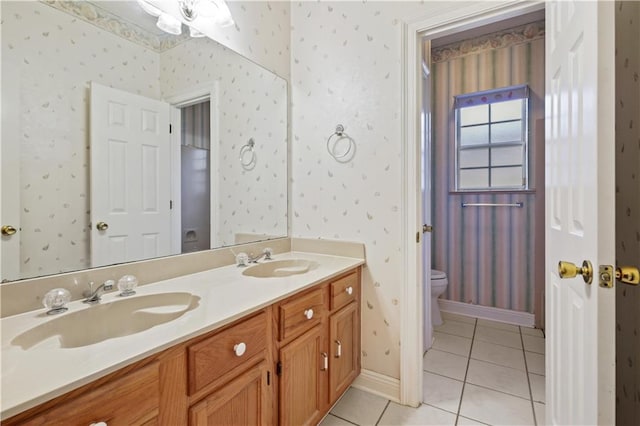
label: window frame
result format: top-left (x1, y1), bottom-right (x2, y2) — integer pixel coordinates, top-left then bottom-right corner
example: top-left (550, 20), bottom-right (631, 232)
top-left (453, 84), bottom-right (530, 192)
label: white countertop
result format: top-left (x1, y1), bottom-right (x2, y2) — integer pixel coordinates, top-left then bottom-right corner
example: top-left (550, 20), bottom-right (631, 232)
top-left (0, 251), bottom-right (364, 420)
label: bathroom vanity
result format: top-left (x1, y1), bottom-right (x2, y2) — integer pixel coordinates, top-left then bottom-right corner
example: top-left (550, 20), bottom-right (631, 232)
top-left (1, 250), bottom-right (363, 425)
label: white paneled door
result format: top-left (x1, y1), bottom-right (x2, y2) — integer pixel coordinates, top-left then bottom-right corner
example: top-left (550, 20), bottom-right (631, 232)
top-left (545, 1), bottom-right (615, 425)
top-left (90, 82), bottom-right (171, 268)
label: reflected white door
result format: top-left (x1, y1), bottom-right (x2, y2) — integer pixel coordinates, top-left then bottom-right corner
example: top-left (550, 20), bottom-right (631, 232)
top-left (90, 82), bottom-right (171, 267)
top-left (545, 1), bottom-right (615, 425)
top-left (421, 40), bottom-right (433, 352)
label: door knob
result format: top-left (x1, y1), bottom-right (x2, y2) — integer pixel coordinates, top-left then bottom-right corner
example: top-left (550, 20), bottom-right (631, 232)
top-left (616, 266), bottom-right (640, 285)
top-left (558, 260), bottom-right (593, 284)
top-left (96, 222), bottom-right (109, 231)
top-left (1, 225), bottom-right (17, 236)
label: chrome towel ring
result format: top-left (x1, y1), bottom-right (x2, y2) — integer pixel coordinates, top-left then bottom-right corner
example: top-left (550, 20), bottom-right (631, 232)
top-left (327, 124), bottom-right (355, 162)
top-left (239, 138), bottom-right (257, 170)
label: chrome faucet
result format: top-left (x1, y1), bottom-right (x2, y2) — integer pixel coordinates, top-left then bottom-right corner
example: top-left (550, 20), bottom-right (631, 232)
top-left (83, 280), bottom-right (115, 304)
top-left (248, 247), bottom-right (273, 263)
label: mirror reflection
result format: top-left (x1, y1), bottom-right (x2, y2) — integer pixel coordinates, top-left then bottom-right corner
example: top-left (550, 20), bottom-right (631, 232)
top-left (1, 1), bottom-right (288, 282)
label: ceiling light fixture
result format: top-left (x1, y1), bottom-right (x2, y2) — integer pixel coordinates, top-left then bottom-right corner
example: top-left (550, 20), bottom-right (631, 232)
top-left (136, 0), bottom-right (234, 38)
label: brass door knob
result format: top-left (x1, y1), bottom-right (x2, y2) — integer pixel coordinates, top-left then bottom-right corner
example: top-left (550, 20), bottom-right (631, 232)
top-left (1, 225), bottom-right (17, 236)
top-left (616, 266), bottom-right (640, 285)
top-left (558, 260), bottom-right (593, 285)
top-left (96, 222), bottom-right (109, 231)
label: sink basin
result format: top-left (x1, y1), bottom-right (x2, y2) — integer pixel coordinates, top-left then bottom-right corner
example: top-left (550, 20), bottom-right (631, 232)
top-left (12, 292), bottom-right (200, 350)
top-left (242, 259), bottom-right (318, 278)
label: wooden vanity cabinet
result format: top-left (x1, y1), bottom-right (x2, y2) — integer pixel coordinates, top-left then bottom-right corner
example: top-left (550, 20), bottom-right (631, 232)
top-left (5, 267), bottom-right (361, 426)
top-left (275, 268), bottom-right (361, 426)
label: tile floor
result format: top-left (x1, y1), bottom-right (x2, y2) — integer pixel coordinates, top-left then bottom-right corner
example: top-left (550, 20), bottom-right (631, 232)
top-left (320, 312), bottom-right (546, 426)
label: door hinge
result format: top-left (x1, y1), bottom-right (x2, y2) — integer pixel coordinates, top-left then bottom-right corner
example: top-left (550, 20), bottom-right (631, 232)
top-left (169, 124), bottom-right (172, 134)
top-left (169, 200), bottom-right (173, 210)
top-left (267, 371), bottom-right (271, 385)
top-left (276, 361), bottom-right (282, 376)
top-left (416, 232), bottom-right (420, 243)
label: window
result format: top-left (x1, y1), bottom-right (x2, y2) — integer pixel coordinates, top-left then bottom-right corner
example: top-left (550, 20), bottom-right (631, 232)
top-left (454, 85), bottom-right (529, 191)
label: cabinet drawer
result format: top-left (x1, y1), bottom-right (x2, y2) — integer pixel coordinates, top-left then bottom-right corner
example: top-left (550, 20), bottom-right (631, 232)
top-left (20, 362), bottom-right (160, 426)
top-left (330, 271), bottom-right (359, 311)
top-left (188, 311), bottom-right (268, 395)
top-left (278, 288), bottom-right (326, 341)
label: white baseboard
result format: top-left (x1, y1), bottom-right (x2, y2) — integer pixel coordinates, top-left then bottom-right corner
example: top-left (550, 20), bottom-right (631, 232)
top-left (439, 299), bottom-right (535, 328)
top-left (351, 369), bottom-right (400, 403)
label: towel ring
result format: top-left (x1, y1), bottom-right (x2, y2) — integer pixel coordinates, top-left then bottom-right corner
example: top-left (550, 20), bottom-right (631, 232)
top-left (327, 124), bottom-right (356, 163)
top-left (239, 138), bottom-right (256, 170)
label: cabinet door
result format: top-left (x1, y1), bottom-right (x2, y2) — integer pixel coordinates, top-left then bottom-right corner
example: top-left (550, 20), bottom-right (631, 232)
top-left (279, 325), bottom-right (327, 426)
top-left (329, 302), bottom-right (360, 404)
top-left (189, 361), bottom-right (271, 426)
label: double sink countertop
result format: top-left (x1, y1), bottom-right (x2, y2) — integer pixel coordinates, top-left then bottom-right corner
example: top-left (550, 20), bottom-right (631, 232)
top-left (0, 251), bottom-right (365, 420)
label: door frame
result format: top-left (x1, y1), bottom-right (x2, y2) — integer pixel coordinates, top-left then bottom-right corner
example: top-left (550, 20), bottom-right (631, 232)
top-left (164, 82), bottom-right (221, 253)
top-left (400, 0), bottom-right (545, 406)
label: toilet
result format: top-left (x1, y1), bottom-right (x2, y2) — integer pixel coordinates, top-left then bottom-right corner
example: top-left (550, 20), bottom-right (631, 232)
top-left (429, 269), bottom-right (448, 327)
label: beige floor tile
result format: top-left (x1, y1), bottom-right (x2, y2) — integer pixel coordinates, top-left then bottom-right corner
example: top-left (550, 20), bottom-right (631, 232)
top-left (466, 359), bottom-right (530, 398)
top-left (471, 340), bottom-right (526, 371)
top-left (521, 326), bottom-right (545, 338)
top-left (319, 414), bottom-right (356, 426)
top-left (523, 334), bottom-right (545, 354)
top-left (423, 371), bottom-right (464, 413)
top-left (526, 351), bottom-right (545, 375)
top-left (330, 387), bottom-right (388, 425)
top-left (456, 416), bottom-right (489, 425)
top-left (459, 383), bottom-right (535, 426)
top-left (434, 319), bottom-right (475, 338)
top-left (378, 402), bottom-right (457, 426)
top-left (424, 348), bottom-right (469, 381)
top-left (442, 311), bottom-right (477, 324)
top-left (476, 318), bottom-right (520, 333)
top-left (534, 402), bottom-right (546, 426)
top-left (475, 326), bottom-right (523, 349)
top-left (529, 373), bottom-right (545, 403)
top-left (432, 331), bottom-right (473, 356)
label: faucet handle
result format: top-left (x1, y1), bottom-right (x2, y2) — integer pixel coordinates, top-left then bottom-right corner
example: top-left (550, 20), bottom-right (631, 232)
top-left (43, 288), bottom-right (71, 315)
top-left (117, 275), bottom-right (138, 297)
top-left (263, 247), bottom-right (273, 260)
top-left (236, 252), bottom-right (249, 267)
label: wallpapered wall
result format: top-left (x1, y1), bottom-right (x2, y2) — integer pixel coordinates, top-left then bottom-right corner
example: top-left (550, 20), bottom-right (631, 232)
top-left (3, 1), bottom-right (290, 278)
top-left (3, 1), bottom-right (162, 278)
top-left (290, 1), bottom-right (472, 380)
top-left (615, 1), bottom-right (640, 422)
top-left (159, 37), bottom-right (288, 247)
top-left (430, 22), bottom-right (545, 314)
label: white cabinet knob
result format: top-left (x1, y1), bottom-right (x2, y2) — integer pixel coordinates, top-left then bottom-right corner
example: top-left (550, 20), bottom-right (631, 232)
top-left (234, 342), bottom-right (247, 357)
top-left (345, 286), bottom-right (353, 295)
top-left (304, 309), bottom-right (314, 320)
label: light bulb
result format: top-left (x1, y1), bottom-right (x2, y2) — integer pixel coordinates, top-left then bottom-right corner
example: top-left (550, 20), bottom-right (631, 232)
top-left (157, 13), bottom-right (182, 35)
top-left (136, 0), bottom-right (162, 17)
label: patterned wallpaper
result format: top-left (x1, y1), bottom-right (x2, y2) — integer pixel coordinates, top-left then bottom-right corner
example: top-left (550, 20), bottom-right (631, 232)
top-left (3, 1), bottom-right (162, 278)
top-left (290, 1), bottom-right (468, 380)
top-left (430, 23), bottom-right (545, 314)
top-left (2, 0), bottom-right (290, 279)
top-left (160, 37), bottom-right (288, 247)
top-left (615, 2), bottom-right (640, 422)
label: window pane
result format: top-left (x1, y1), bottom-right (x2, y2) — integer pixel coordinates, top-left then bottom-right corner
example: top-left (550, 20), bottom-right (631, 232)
top-left (491, 146), bottom-right (523, 167)
top-left (460, 105), bottom-right (488, 126)
top-left (459, 169), bottom-right (489, 189)
top-left (460, 124), bottom-right (489, 146)
top-left (491, 100), bottom-right (523, 122)
top-left (459, 148), bottom-right (488, 168)
top-left (491, 121), bottom-right (522, 143)
top-left (491, 166), bottom-right (523, 187)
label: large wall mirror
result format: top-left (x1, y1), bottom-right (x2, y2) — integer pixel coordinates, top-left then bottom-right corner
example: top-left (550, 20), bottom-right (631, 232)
top-left (1, 1), bottom-right (288, 282)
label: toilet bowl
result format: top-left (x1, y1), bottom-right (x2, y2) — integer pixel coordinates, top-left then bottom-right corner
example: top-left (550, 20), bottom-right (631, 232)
top-left (430, 269), bottom-right (448, 327)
